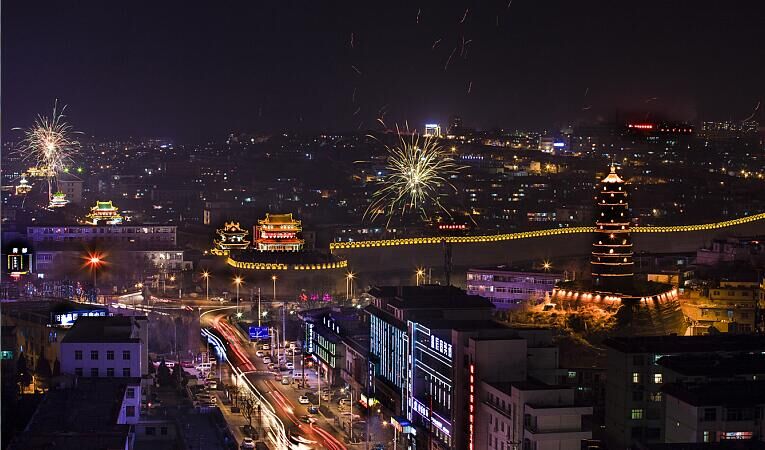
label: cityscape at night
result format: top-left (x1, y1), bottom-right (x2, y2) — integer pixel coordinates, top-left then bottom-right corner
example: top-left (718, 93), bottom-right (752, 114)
top-left (2, 1), bottom-right (765, 450)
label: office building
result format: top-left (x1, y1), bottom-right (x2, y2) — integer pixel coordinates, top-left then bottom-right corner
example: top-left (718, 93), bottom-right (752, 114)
top-left (477, 379), bottom-right (592, 450)
top-left (663, 381), bottom-right (765, 444)
top-left (604, 335), bottom-right (765, 449)
top-left (366, 285), bottom-right (584, 450)
top-left (466, 266), bottom-right (563, 309)
top-left (60, 316), bottom-right (148, 379)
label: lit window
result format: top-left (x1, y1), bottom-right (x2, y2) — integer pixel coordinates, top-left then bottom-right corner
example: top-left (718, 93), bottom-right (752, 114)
top-left (631, 409), bottom-right (644, 420)
top-left (654, 373), bottom-right (663, 384)
top-left (632, 372), bottom-right (640, 384)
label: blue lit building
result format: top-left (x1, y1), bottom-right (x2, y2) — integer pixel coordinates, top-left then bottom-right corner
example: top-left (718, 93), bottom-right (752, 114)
top-left (365, 286), bottom-right (564, 450)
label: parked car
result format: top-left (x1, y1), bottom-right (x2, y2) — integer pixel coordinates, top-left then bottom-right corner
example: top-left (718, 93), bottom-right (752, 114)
top-left (207, 380), bottom-right (218, 390)
top-left (261, 344), bottom-right (270, 350)
top-left (285, 362), bottom-right (294, 370)
top-left (256, 350), bottom-right (265, 357)
top-left (240, 437), bottom-right (256, 449)
top-left (262, 356), bottom-right (271, 364)
top-left (298, 395), bottom-right (310, 404)
top-left (268, 363), bottom-right (277, 370)
top-left (281, 376), bottom-right (290, 385)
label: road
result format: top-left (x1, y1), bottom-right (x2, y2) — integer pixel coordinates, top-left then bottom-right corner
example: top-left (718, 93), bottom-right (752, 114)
top-left (202, 308), bottom-right (349, 450)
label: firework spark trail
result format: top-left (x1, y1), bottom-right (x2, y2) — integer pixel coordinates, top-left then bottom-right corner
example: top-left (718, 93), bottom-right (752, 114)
top-left (349, 32), bottom-right (354, 49)
top-left (351, 65), bottom-right (362, 75)
top-left (14, 100), bottom-right (81, 202)
top-left (460, 8), bottom-right (470, 23)
top-left (352, 87), bottom-right (357, 103)
top-left (743, 101), bottom-right (761, 122)
top-left (468, 81), bottom-right (473, 94)
top-left (353, 106), bottom-right (361, 116)
top-left (364, 126), bottom-right (464, 225)
top-left (416, 8), bottom-right (421, 24)
top-left (444, 47), bottom-right (457, 71)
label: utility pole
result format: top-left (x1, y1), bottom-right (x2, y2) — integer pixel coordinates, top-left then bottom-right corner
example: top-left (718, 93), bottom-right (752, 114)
top-left (257, 288), bottom-right (262, 327)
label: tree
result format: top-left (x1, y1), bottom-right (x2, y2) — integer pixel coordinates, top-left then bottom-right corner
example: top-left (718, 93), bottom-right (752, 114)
top-left (52, 359), bottom-right (61, 377)
top-left (16, 352), bottom-right (32, 392)
top-left (171, 363), bottom-right (183, 387)
top-left (239, 389), bottom-right (258, 430)
top-left (156, 359), bottom-right (172, 386)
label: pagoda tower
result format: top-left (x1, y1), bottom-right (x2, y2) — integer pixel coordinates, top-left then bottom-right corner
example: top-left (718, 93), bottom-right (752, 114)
top-left (591, 165), bottom-right (634, 292)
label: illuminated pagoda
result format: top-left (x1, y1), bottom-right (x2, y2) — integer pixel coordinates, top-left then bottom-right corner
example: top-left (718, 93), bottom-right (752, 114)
top-left (213, 222), bottom-right (251, 254)
top-left (591, 165), bottom-right (634, 293)
top-left (86, 200), bottom-right (123, 225)
top-left (15, 175), bottom-right (32, 196)
top-left (254, 213), bottom-right (304, 252)
top-left (49, 192), bottom-right (69, 208)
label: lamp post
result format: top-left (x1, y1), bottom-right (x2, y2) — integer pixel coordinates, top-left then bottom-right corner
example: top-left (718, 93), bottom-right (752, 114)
top-left (202, 271), bottom-right (210, 301)
top-left (257, 287), bottom-right (262, 327)
top-left (86, 253), bottom-right (104, 303)
top-left (234, 276), bottom-right (243, 318)
top-left (415, 268), bottom-right (425, 286)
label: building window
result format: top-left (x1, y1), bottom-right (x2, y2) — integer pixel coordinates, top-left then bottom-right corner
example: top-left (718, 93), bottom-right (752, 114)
top-left (720, 431), bottom-right (753, 440)
top-left (632, 372), bottom-right (640, 384)
top-left (126, 406), bottom-right (135, 417)
top-left (160, 427), bottom-right (168, 435)
top-left (127, 387), bottom-right (135, 399)
top-left (632, 390), bottom-right (643, 401)
top-left (75, 350), bottom-right (82, 360)
top-left (633, 355), bottom-right (644, 366)
top-left (75, 368), bottom-right (83, 376)
top-left (649, 392), bottom-right (663, 402)
top-left (631, 409), bottom-right (644, 420)
top-left (146, 427), bottom-right (155, 435)
top-left (90, 368), bottom-right (99, 377)
top-left (123, 350), bottom-right (131, 360)
top-left (568, 371), bottom-right (577, 379)
top-left (107, 368), bottom-right (114, 377)
top-left (107, 350), bottom-right (114, 360)
top-left (703, 408), bottom-right (716, 421)
top-left (90, 350), bottom-right (99, 360)
top-left (703, 431), bottom-right (711, 443)
top-left (653, 373), bottom-right (663, 384)
top-left (123, 368), bottom-right (131, 377)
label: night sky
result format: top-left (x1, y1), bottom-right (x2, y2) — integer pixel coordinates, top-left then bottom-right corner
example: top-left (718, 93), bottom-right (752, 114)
top-left (3, 1), bottom-right (764, 141)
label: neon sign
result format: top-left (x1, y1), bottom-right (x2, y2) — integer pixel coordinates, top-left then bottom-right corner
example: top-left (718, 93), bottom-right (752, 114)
top-left (430, 335), bottom-right (453, 358)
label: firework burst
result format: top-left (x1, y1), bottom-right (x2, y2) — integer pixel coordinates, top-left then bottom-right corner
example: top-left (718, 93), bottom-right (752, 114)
top-left (365, 126), bottom-right (463, 225)
top-left (14, 101), bottom-right (80, 203)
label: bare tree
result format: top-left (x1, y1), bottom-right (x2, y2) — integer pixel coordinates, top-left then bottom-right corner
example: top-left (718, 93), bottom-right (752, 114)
top-left (239, 389), bottom-right (258, 431)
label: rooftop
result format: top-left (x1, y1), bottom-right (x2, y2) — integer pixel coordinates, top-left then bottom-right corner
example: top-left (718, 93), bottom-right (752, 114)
top-left (368, 285), bottom-right (495, 310)
top-left (8, 378), bottom-right (136, 450)
top-left (604, 334), bottom-right (765, 354)
top-left (601, 165), bottom-right (624, 184)
top-left (662, 380), bottom-right (765, 407)
top-left (657, 352), bottom-right (765, 377)
top-left (62, 316), bottom-right (142, 343)
top-left (261, 213), bottom-right (300, 224)
top-left (468, 264), bottom-right (563, 276)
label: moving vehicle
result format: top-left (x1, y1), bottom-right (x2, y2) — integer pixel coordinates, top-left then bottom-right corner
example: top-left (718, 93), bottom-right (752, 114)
top-left (196, 362), bottom-right (212, 372)
top-left (298, 395), bottom-right (310, 404)
top-left (299, 415), bottom-right (316, 424)
top-left (240, 437), bottom-right (256, 449)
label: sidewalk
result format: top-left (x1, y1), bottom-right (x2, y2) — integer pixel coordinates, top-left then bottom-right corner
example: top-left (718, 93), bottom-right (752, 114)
top-left (216, 390), bottom-right (249, 444)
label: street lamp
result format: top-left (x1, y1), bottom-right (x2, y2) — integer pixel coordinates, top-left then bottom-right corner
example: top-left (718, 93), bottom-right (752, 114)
top-left (85, 253), bottom-right (105, 302)
top-left (202, 271), bottom-right (210, 301)
top-left (271, 275), bottom-right (277, 302)
top-left (234, 276), bottom-right (243, 317)
top-left (542, 261), bottom-right (551, 271)
top-left (416, 268), bottom-right (425, 286)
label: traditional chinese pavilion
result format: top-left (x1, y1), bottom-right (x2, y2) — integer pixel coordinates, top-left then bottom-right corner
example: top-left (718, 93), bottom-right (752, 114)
top-left (15, 175), bottom-right (32, 196)
top-left (213, 222), bottom-right (251, 252)
top-left (85, 200), bottom-right (123, 225)
top-left (49, 192), bottom-right (70, 208)
top-left (254, 213), bottom-right (304, 252)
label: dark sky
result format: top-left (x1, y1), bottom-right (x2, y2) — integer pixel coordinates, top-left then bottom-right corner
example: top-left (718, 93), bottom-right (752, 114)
top-left (3, 1), bottom-right (764, 141)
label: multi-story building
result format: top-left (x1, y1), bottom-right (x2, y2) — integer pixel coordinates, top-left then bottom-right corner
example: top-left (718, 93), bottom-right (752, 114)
top-left (7, 377), bottom-right (140, 449)
top-left (477, 379), bottom-right (592, 450)
top-left (302, 307), bottom-right (369, 390)
top-left (27, 225), bottom-right (176, 246)
top-left (663, 381), bottom-right (765, 444)
top-left (60, 316), bottom-right (148, 379)
top-left (681, 279), bottom-right (761, 334)
top-left (604, 335), bottom-right (765, 449)
top-left (366, 286), bottom-right (583, 450)
top-left (466, 266), bottom-right (563, 309)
